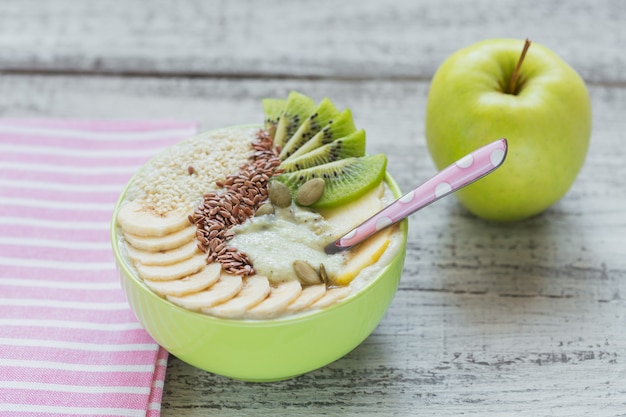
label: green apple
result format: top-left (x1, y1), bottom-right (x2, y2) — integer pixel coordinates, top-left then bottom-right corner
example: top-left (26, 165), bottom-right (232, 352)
top-left (425, 38), bottom-right (591, 221)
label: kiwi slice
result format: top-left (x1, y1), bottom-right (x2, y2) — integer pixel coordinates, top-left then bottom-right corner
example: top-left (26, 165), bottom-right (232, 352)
top-left (279, 98), bottom-right (340, 160)
top-left (280, 129), bottom-right (366, 173)
top-left (282, 109), bottom-right (356, 162)
top-left (273, 91), bottom-right (317, 149)
top-left (274, 154), bottom-right (387, 209)
top-left (262, 98), bottom-right (286, 132)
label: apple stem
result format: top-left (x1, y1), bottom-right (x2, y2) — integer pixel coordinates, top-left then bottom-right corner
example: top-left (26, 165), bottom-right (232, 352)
top-left (508, 38), bottom-right (532, 95)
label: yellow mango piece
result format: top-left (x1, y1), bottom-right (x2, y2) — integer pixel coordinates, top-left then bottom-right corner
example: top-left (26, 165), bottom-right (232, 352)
top-left (318, 183), bottom-right (384, 238)
top-left (333, 227), bottom-right (392, 286)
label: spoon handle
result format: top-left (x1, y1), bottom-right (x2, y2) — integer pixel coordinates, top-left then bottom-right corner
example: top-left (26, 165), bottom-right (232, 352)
top-left (325, 138), bottom-right (508, 254)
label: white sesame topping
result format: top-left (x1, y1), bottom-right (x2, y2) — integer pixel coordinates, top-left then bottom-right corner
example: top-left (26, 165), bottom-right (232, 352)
top-left (125, 126), bottom-right (257, 215)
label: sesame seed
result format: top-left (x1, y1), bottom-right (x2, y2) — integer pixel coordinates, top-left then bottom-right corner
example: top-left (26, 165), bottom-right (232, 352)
top-left (125, 127), bottom-right (256, 216)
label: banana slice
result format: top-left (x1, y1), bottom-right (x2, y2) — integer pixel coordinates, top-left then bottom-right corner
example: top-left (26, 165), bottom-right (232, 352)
top-left (284, 284), bottom-right (327, 313)
top-left (124, 225), bottom-right (196, 252)
top-left (310, 286), bottom-right (352, 309)
top-left (126, 240), bottom-right (201, 266)
top-left (246, 280), bottom-right (302, 319)
top-left (135, 254), bottom-right (206, 281)
top-left (202, 275), bottom-right (270, 319)
top-left (167, 274), bottom-right (243, 311)
top-left (143, 262), bottom-right (221, 297)
top-left (118, 200), bottom-right (191, 237)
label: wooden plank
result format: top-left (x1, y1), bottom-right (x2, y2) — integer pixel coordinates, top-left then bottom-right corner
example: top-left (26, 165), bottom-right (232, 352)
top-left (163, 293), bottom-right (625, 416)
top-left (0, 0), bottom-right (624, 83)
top-left (0, 74), bottom-right (623, 415)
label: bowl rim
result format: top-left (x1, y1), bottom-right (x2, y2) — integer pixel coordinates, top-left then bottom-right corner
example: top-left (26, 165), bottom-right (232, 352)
top-left (110, 125), bottom-right (408, 327)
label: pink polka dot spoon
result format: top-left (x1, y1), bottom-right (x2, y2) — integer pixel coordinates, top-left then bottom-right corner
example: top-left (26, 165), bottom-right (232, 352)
top-left (324, 138), bottom-right (508, 254)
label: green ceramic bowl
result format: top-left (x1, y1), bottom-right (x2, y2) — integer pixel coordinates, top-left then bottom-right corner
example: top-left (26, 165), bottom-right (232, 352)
top-left (111, 129), bottom-right (408, 382)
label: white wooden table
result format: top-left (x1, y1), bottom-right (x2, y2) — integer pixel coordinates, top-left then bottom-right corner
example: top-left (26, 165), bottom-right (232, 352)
top-left (1, 1), bottom-right (624, 415)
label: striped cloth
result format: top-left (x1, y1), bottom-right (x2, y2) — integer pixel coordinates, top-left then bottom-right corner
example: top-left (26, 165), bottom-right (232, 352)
top-left (0, 120), bottom-right (199, 416)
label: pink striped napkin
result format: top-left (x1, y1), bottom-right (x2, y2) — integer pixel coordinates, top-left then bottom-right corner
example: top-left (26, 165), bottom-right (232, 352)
top-left (0, 119), bottom-right (199, 416)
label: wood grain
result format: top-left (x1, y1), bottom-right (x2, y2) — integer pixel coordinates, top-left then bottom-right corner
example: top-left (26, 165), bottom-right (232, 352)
top-left (1, 0), bottom-right (625, 83)
top-left (164, 293), bottom-right (624, 416)
top-left (1, 0), bottom-right (625, 413)
top-left (0, 73), bottom-right (623, 415)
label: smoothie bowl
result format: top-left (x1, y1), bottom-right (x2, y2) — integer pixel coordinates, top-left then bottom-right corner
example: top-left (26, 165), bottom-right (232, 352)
top-left (111, 91), bottom-right (408, 381)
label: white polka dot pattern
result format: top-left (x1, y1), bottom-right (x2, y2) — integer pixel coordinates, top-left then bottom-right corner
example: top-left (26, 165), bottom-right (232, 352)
top-left (456, 154), bottom-right (474, 168)
top-left (434, 182), bottom-right (452, 197)
top-left (490, 148), bottom-right (506, 167)
top-left (375, 216), bottom-right (393, 230)
top-left (399, 190), bottom-right (415, 203)
top-left (331, 139), bottom-right (508, 252)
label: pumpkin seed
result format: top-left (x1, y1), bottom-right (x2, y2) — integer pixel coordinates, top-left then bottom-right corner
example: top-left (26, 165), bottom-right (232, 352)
top-left (296, 178), bottom-right (325, 206)
top-left (255, 202), bottom-right (275, 217)
top-left (319, 263), bottom-right (329, 286)
top-left (269, 181), bottom-right (292, 208)
top-left (293, 260), bottom-right (322, 286)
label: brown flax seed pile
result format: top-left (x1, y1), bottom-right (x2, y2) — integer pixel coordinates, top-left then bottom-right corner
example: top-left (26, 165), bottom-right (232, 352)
top-left (190, 130), bottom-right (284, 276)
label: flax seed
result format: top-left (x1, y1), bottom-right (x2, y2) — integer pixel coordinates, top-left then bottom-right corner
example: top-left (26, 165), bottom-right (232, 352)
top-left (192, 129), bottom-right (282, 276)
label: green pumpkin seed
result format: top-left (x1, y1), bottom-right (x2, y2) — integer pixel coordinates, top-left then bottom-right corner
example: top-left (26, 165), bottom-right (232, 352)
top-left (269, 181), bottom-right (292, 208)
top-left (296, 178), bottom-right (325, 206)
top-left (319, 263), bottom-right (329, 285)
top-left (255, 202), bottom-right (275, 217)
top-left (293, 260), bottom-right (322, 286)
